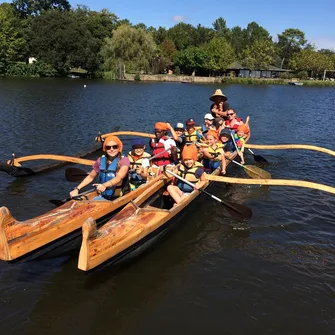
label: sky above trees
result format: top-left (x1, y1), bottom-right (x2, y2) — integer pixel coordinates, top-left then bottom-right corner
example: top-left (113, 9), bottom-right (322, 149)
top-left (69, 0), bottom-right (335, 50)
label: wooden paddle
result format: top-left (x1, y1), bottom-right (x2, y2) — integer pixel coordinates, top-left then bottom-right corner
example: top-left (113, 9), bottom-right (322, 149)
top-left (245, 143), bottom-right (335, 157)
top-left (245, 148), bottom-right (268, 164)
top-left (165, 169), bottom-right (252, 220)
top-left (205, 175), bottom-right (335, 195)
top-left (226, 156), bottom-right (272, 179)
top-left (96, 131), bottom-right (155, 141)
top-left (7, 154), bottom-right (94, 167)
top-left (49, 188), bottom-right (97, 207)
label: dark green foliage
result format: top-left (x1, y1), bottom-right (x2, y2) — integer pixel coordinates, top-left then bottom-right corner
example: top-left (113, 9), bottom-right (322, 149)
top-left (12, 0), bottom-right (71, 18)
top-left (29, 10), bottom-right (101, 74)
top-left (3, 61), bottom-right (57, 77)
top-left (134, 73), bottom-right (141, 81)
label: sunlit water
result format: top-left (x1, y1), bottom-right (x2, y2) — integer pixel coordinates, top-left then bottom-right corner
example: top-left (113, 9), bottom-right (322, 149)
top-left (0, 78), bottom-right (334, 334)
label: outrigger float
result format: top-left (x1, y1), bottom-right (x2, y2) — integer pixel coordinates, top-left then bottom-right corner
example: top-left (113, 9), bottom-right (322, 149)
top-left (0, 174), bottom-right (163, 261)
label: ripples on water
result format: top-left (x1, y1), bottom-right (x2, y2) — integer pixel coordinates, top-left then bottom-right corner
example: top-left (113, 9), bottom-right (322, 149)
top-left (0, 78), bottom-right (334, 334)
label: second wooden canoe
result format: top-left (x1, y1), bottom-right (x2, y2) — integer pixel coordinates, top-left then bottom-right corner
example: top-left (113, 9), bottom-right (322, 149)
top-left (0, 174), bottom-right (163, 261)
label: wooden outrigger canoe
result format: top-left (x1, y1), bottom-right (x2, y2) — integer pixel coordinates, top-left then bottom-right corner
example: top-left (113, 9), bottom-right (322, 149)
top-left (0, 174), bottom-right (163, 261)
top-left (78, 119), bottom-right (251, 271)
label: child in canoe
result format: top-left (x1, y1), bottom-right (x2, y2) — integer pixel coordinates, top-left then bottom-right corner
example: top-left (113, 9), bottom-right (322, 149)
top-left (202, 130), bottom-right (227, 174)
top-left (69, 135), bottom-right (130, 200)
top-left (128, 138), bottom-right (151, 189)
top-left (167, 122), bottom-right (186, 161)
top-left (219, 128), bottom-right (235, 158)
top-left (167, 144), bottom-right (207, 204)
top-left (233, 124), bottom-right (250, 165)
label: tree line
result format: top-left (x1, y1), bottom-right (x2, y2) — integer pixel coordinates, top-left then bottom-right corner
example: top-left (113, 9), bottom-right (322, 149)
top-left (1, 0), bottom-right (334, 78)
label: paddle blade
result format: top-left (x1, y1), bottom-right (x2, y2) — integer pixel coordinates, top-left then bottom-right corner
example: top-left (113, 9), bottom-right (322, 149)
top-left (253, 154), bottom-right (268, 163)
top-left (243, 165), bottom-right (271, 179)
top-left (65, 168), bottom-right (89, 182)
top-left (224, 201), bottom-right (253, 220)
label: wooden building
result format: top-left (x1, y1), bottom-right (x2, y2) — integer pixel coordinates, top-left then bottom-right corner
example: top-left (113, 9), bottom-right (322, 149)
top-left (226, 62), bottom-right (291, 78)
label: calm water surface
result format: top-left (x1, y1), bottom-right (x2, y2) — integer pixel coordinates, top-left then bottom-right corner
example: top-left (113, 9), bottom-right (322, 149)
top-left (0, 78), bottom-right (334, 334)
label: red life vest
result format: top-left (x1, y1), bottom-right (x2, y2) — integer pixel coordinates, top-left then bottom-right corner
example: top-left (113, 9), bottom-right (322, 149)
top-left (150, 137), bottom-right (172, 166)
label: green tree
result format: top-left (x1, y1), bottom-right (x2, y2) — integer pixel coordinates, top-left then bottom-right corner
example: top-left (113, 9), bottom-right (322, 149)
top-left (152, 26), bottom-right (167, 44)
top-left (101, 24), bottom-right (157, 74)
top-left (277, 28), bottom-right (306, 68)
top-left (12, 0), bottom-right (71, 17)
top-left (174, 46), bottom-right (209, 75)
top-left (167, 22), bottom-right (197, 50)
top-left (228, 26), bottom-right (245, 56)
top-left (202, 37), bottom-right (235, 74)
top-left (244, 22), bottom-right (272, 45)
top-left (241, 39), bottom-right (277, 70)
top-left (159, 39), bottom-right (177, 61)
top-left (212, 17), bottom-right (230, 39)
top-left (29, 10), bottom-right (100, 74)
top-left (290, 49), bottom-right (334, 77)
top-left (0, 3), bottom-right (27, 64)
top-left (194, 24), bottom-right (215, 46)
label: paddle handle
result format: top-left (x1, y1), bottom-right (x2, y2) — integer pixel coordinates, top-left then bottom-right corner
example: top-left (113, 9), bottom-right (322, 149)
top-left (148, 147), bottom-right (171, 161)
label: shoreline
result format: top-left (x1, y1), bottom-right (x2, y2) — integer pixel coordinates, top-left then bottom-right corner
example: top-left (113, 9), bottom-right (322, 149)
top-left (121, 74), bottom-right (335, 86)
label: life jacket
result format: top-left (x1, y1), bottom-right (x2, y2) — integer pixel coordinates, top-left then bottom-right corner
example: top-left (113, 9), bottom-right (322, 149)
top-left (98, 155), bottom-right (130, 200)
top-left (150, 137), bottom-right (173, 166)
top-left (185, 130), bottom-right (199, 145)
top-left (176, 162), bottom-right (203, 193)
top-left (127, 151), bottom-right (151, 169)
top-left (127, 151), bottom-right (151, 187)
top-left (225, 118), bottom-right (242, 131)
top-left (203, 144), bottom-right (223, 171)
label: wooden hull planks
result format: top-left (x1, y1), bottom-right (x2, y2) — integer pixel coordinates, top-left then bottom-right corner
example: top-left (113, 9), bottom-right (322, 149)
top-left (0, 175), bottom-right (162, 261)
top-left (78, 118), bottom-right (251, 271)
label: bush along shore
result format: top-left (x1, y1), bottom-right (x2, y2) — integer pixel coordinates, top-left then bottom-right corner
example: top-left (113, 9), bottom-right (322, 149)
top-left (117, 73), bottom-right (335, 86)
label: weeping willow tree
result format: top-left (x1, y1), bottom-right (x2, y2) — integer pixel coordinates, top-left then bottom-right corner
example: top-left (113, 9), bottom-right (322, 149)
top-left (101, 24), bottom-right (157, 74)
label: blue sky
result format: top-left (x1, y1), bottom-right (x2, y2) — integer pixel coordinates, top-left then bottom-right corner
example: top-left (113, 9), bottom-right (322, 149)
top-left (70, 0), bottom-right (335, 49)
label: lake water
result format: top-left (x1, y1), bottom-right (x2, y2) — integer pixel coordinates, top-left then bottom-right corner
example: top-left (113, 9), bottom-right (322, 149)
top-left (0, 78), bottom-right (334, 334)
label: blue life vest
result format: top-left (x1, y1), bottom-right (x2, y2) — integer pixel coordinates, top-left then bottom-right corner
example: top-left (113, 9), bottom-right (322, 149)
top-left (98, 155), bottom-right (131, 200)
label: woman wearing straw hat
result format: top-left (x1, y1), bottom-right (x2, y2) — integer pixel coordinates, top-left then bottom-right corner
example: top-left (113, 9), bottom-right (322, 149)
top-left (209, 88), bottom-right (230, 119)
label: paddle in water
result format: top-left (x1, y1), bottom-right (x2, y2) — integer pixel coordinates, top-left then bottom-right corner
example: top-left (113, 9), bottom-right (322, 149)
top-left (164, 168), bottom-right (252, 220)
top-left (226, 156), bottom-right (272, 179)
top-left (246, 148), bottom-right (269, 164)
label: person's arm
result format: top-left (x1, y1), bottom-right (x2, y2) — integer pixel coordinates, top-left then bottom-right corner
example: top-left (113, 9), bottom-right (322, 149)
top-left (166, 123), bottom-right (182, 143)
top-left (194, 170), bottom-right (207, 190)
top-left (220, 149), bottom-right (226, 175)
top-left (202, 148), bottom-right (215, 160)
top-left (69, 169), bottom-right (98, 197)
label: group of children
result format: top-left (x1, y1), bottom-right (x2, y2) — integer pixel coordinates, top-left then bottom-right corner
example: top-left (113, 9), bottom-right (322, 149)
top-left (126, 114), bottom-right (249, 203)
top-left (70, 89), bottom-right (249, 205)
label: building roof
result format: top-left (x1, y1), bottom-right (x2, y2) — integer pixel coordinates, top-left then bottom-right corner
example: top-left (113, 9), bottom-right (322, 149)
top-left (227, 62), bottom-right (291, 72)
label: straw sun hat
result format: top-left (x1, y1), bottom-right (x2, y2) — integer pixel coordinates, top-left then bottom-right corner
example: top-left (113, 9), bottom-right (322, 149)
top-left (209, 89), bottom-right (228, 102)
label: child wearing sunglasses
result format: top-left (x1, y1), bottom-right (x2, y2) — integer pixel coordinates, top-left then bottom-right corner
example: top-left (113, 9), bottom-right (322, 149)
top-left (69, 135), bottom-right (130, 200)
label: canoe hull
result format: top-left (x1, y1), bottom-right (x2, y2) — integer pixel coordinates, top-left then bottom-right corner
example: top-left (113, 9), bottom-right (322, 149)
top-left (0, 175), bottom-right (162, 262)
